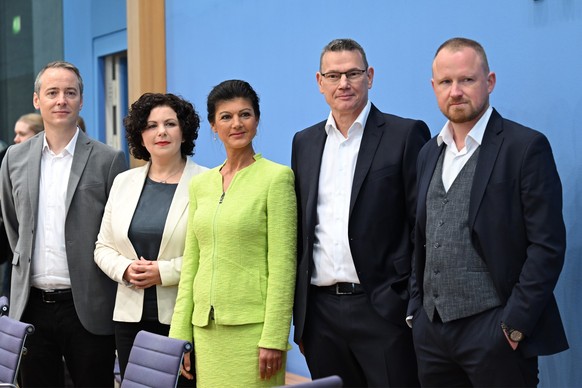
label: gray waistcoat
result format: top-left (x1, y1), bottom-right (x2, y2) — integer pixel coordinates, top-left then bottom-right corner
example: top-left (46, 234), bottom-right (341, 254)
top-left (423, 147), bottom-right (501, 322)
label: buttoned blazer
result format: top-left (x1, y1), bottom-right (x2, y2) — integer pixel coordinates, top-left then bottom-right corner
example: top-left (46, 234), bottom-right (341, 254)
top-left (291, 104), bottom-right (430, 343)
top-left (0, 130), bottom-right (127, 335)
top-left (94, 160), bottom-right (207, 324)
top-left (409, 109), bottom-right (568, 357)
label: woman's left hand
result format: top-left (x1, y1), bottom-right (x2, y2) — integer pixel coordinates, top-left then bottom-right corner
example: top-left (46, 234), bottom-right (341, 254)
top-left (259, 347), bottom-right (282, 380)
top-left (126, 257), bottom-right (162, 289)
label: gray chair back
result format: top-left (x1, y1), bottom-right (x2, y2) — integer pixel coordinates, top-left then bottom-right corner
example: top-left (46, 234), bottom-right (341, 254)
top-left (121, 330), bottom-right (192, 388)
top-left (0, 315), bottom-right (35, 386)
top-left (291, 375), bottom-right (343, 387)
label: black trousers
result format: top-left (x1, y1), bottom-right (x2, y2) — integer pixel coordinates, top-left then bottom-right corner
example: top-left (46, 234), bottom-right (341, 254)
top-left (20, 290), bottom-right (116, 387)
top-left (115, 320), bottom-right (196, 387)
top-left (412, 306), bottom-right (538, 387)
top-left (302, 288), bottom-right (419, 387)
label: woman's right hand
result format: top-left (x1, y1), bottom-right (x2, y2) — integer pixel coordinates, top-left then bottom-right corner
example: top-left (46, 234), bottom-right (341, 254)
top-left (180, 352), bottom-right (195, 380)
top-left (122, 257), bottom-right (162, 288)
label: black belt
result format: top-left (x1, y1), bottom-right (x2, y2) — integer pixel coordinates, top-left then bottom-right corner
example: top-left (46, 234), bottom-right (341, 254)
top-left (313, 283), bottom-right (364, 295)
top-left (31, 287), bottom-right (73, 303)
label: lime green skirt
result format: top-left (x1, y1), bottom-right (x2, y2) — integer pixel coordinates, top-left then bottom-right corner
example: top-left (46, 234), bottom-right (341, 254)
top-left (193, 320), bottom-right (287, 387)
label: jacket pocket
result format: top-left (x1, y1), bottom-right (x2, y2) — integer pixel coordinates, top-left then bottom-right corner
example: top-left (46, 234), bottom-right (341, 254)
top-left (12, 251), bottom-right (20, 266)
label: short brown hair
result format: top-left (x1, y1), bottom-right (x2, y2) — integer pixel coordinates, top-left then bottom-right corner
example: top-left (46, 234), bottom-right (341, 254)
top-left (34, 61), bottom-right (84, 95)
top-left (434, 37), bottom-right (490, 73)
top-left (319, 38), bottom-right (369, 72)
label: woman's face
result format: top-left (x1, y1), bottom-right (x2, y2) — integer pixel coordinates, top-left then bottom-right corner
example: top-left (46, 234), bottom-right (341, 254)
top-left (14, 120), bottom-right (36, 144)
top-left (211, 97), bottom-right (257, 152)
top-left (141, 105), bottom-right (184, 161)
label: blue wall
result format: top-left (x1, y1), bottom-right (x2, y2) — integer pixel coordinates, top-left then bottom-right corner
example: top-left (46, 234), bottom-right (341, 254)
top-left (164, 1), bottom-right (582, 385)
top-left (63, 0), bottom-right (127, 141)
top-left (64, 0), bottom-right (582, 385)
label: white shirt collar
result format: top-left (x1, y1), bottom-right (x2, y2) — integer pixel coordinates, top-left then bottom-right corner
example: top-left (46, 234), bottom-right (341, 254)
top-left (42, 128), bottom-right (80, 156)
top-left (437, 105), bottom-right (493, 149)
top-left (324, 100), bottom-right (372, 137)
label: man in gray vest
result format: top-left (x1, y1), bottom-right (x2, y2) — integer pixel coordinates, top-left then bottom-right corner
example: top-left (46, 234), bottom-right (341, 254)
top-left (408, 37), bottom-right (568, 387)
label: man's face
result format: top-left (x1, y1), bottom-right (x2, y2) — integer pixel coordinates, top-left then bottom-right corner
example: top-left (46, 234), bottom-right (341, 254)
top-left (33, 67), bottom-right (82, 129)
top-left (317, 50), bottom-right (374, 120)
top-left (431, 47), bottom-right (495, 128)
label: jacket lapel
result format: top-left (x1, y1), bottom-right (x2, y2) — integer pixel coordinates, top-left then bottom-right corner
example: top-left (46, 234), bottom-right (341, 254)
top-left (118, 165), bottom-right (148, 259)
top-left (66, 131), bottom-right (92, 213)
top-left (417, 141), bottom-right (445, 237)
top-left (305, 125), bottom-right (327, 234)
top-left (27, 135), bottom-right (44, 227)
top-left (350, 104), bottom-right (384, 215)
top-left (158, 161), bottom-right (195, 257)
top-left (469, 109), bottom-right (504, 229)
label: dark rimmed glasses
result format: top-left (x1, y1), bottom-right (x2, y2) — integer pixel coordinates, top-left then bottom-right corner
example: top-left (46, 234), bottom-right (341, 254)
top-left (320, 69), bottom-right (367, 83)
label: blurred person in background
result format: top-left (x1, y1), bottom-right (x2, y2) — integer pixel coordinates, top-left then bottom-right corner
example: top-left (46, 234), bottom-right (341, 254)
top-left (77, 116), bottom-right (86, 132)
top-left (1, 113), bottom-right (44, 296)
top-left (13, 112), bottom-right (44, 144)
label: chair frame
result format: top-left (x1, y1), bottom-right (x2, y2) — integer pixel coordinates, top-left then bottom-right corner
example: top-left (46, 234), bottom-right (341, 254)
top-left (0, 315), bottom-right (35, 387)
top-left (0, 296), bottom-right (8, 316)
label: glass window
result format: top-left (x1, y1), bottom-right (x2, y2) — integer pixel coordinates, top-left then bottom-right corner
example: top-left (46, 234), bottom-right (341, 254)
top-left (0, 0), bottom-right (63, 147)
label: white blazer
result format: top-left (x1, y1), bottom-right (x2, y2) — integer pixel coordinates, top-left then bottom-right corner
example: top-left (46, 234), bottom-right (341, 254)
top-left (94, 160), bottom-right (207, 324)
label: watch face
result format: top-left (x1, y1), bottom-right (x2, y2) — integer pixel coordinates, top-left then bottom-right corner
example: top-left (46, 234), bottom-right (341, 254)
top-left (510, 330), bottom-right (524, 342)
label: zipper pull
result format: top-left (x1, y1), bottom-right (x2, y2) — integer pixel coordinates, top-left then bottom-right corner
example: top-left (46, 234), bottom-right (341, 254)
top-left (219, 192), bottom-right (225, 204)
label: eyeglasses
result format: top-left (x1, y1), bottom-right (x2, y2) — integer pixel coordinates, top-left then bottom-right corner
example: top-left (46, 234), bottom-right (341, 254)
top-left (320, 69), bottom-right (367, 83)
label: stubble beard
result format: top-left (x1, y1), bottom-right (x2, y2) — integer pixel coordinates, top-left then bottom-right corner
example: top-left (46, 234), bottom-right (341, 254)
top-left (444, 101), bottom-right (486, 125)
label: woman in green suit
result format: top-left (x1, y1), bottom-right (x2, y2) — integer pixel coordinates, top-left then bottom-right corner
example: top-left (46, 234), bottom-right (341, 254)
top-left (170, 80), bottom-right (296, 387)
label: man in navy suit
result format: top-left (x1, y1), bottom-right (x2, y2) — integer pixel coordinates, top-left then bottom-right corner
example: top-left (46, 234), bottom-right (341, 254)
top-left (292, 38), bottom-right (430, 387)
top-left (408, 37), bottom-right (568, 387)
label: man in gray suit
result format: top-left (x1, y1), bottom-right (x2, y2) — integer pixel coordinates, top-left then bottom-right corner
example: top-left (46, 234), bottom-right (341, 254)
top-left (0, 61), bottom-right (127, 387)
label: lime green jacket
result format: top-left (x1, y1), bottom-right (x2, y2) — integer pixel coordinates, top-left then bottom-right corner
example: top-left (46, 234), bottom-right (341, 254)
top-left (169, 154), bottom-right (297, 350)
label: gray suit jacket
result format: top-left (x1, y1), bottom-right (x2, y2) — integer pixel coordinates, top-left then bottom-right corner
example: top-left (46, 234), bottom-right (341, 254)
top-left (0, 130), bottom-right (127, 335)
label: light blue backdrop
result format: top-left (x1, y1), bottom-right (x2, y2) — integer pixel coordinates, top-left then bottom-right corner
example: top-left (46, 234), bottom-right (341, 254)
top-left (63, 0), bottom-right (582, 385)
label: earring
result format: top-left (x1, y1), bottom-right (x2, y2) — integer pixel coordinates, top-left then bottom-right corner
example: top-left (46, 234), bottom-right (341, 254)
top-left (213, 132), bottom-right (217, 141)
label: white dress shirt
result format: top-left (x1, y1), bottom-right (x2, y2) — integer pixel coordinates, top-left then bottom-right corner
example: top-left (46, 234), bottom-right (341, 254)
top-left (311, 100), bottom-right (372, 286)
top-left (437, 106), bottom-right (493, 191)
top-left (31, 129), bottom-right (79, 290)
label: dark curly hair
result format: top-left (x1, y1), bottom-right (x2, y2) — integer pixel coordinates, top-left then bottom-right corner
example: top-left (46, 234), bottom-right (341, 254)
top-left (124, 93), bottom-right (200, 161)
top-left (207, 80), bottom-right (260, 125)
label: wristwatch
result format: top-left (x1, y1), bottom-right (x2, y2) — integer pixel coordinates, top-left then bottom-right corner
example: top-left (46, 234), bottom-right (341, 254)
top-left (501, 322), bottom-right (524, 342)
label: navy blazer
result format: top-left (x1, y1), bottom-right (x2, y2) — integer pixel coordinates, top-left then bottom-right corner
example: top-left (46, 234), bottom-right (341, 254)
top-left (409, 109), bottom-right (568, 357)
top-left (291, 104), bottom-right (430, 343)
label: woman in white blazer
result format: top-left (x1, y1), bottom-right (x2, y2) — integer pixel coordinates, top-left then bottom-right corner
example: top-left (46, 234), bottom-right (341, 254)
top-left (95, 93), bottom-right (206, 385)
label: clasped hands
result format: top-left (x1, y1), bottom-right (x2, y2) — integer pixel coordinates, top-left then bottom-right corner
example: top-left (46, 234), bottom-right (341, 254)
top-left (123, 257), bottom-right (161, 288)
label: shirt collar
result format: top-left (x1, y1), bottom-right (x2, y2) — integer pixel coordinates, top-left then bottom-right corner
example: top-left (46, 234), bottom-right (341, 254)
top-left (42, 128), bottom-right (80, 156)
top-left (437, 105), bottom-right (493, 148)
top-left (324, 100), bottom-right (372, 137)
